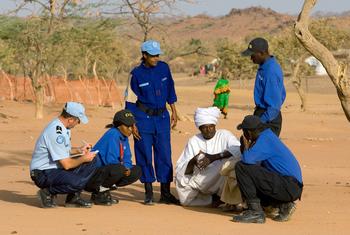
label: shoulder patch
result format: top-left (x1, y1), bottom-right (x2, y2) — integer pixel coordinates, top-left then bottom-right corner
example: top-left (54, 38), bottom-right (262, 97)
top-left (56, 126), bottom-right (62, 134)
top-left (56, 135), bottom-right (65, 145)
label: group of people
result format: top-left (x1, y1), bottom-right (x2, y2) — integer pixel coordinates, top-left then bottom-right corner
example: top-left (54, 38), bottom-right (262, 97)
top-left (30, 38), bottom-right (303, 224)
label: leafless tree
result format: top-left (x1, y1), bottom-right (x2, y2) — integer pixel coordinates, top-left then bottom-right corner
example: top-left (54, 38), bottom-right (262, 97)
top-left (115, 0), bottom-right (194, 42)
top-left (294, 0), bottom-right (350, 121)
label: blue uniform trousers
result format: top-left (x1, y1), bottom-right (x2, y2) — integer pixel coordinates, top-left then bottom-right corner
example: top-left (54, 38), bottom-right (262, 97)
top-left (31, 160), bottom-right (97, 195)
top-left (135, 131), bottom-right (173, 183)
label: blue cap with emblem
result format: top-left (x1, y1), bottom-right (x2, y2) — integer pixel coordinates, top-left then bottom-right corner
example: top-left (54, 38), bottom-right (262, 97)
top-left (141, 40), bottom-right (163, 55)
top-left (64, 102), bottom-right (88, 124)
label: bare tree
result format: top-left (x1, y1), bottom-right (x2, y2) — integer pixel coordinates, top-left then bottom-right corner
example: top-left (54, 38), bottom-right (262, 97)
top-left (117, 0), bottom-right (193, 42)
top-left (294, 0), bottom-right (350, 121)
top-left (291, 54), bottom-right (309, 111)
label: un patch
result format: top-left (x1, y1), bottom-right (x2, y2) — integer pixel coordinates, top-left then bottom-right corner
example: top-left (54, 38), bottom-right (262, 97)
top-left (56, 135), bottom-right (65, 145)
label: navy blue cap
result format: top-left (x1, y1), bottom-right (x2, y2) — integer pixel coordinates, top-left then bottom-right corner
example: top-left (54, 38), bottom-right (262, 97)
top-left (237, 115), bottom-right (262, 130)
top-left (241, 37), bottom-right (269, 56)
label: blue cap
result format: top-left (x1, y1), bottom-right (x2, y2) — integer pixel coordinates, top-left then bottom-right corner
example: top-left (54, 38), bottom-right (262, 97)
top-left (141, 40), bottom-right (163, 55)
top-left (64, 102), bottom-right (88, 124)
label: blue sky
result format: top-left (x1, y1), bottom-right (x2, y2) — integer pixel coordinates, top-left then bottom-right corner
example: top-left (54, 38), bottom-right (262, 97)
top-left (1, 0), bottom-right (350, 16)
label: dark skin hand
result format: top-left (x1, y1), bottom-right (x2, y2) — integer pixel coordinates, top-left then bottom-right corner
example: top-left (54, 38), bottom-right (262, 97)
top-left (124, 168), bottom-right (131, 177)
top-left (185, 151), bottom-right (202, 175)
top-left (240, 130), bottom-right (257, 153)
top-left (197, 150), bottom-right (232, 170)
top-left (131, 123), bottom-right (141, 141)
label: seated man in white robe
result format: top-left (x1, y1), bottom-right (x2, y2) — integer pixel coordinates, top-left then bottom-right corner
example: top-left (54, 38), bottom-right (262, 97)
top-left (175, 107), bottom-right (241, 206)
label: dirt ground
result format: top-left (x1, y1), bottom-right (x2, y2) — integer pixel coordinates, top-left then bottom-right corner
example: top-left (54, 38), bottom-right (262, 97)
top-left (0, 74), bottom-right (349, 235)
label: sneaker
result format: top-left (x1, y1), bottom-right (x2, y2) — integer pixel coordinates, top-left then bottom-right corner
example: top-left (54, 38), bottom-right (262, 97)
top-left (37, 188), bottom-right (56, 208)
top-left (65, 193), bottom-right (92, 208)
top-left (273, 202), bottom-right (296, 222)
top-left (159, 193), bottom-right (180, 205)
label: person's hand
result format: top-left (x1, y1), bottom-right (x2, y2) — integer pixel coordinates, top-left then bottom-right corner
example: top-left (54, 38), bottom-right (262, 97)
top-left (131, 124), bottom-right (141, 141)
top-left (240, 135), bottom-right (250, 153)
top-left (124, 169), bottom-right (131, 176)
top-left (82, 151), bottom-right (97, 162)
top-left (80, 141), bottom-right (92, 154)
top-left (171, 111), bottom-right (178, 129)
top-left (196, 152), bottom-right (212, 170)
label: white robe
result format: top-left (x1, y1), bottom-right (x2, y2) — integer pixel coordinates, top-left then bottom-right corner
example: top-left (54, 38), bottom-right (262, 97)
top-left (175, 129), bottom-right (241, 206)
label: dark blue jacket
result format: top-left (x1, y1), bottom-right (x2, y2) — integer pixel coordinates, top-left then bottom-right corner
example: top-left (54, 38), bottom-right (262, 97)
top-left (254, 56), bottom-right (286, 122)
top-left (242, 129), bottom-right (303, 184)
top-left (127, 61), bottom-right (177, 134)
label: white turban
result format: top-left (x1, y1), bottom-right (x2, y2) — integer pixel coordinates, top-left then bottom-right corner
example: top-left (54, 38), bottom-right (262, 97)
top-left (194, 107), bottom-right (221, 128)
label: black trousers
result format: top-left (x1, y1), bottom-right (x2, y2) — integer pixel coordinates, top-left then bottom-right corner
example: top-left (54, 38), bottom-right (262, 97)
top-left (254, 107), bottom-right (282, 137)
top-left (235, 161), bottom-right (303, 205)
top-left (85, 164), bottom-right (142, 192)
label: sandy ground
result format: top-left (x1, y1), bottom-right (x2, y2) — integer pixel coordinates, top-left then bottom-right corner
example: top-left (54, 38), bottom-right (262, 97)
top-left (0, 75), bottom-right (350, 235)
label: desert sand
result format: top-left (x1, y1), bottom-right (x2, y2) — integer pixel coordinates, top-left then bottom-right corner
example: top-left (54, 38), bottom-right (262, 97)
top-left (0, 74), bottom-right (349, 235)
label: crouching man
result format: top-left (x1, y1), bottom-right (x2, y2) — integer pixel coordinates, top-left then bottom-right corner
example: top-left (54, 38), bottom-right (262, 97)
top-left (30, 102), bottom-right (97, 208)
top-left (233, 115), bottom-right (303, 223)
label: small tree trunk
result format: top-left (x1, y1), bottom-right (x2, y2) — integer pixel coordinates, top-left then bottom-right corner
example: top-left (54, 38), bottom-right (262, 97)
top-left (295, 0), bottom-right (350, 121)
top-left (61, 67), bottom-right (73, 101)
top-left (113, 78), bottom-right (123, 107)
top-left (291, 54), bottom-right (308, 111)
top-left (1, 71), bottom-right (14, 101)
top-left (79, 75), bottom-right (93, 104)
top-left (31, 75), bottom-right (44, 119)
top-left (93, 61), bottom-right (102, 106)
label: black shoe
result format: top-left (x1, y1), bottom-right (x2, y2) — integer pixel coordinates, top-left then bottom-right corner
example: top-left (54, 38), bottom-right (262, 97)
top-left (91, 191), bottom-right (117, 206)
top-left (105, 190), bottom-right (119, 204)
top-left (144, 183), bottom-right (154, 205)
top-left (233, 210), bottom-right (266, 224)
top-left (273, 202), bottom-right (296, 222)
top-left (37, 188), bottom-right (56, 208)
top-left (159, 193), bottom-right (180, 205)
top-left (65, 193), bottom-right (92, 208)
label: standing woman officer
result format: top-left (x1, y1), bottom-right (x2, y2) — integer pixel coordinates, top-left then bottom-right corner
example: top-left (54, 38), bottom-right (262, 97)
top-left (126, 40), bottom-right (179, 205)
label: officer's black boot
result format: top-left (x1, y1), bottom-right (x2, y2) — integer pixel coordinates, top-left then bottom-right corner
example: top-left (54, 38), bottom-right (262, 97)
top-left (159, 183), bottom-right (180, 205)
top-left (65, 192), bottom-right (92, 208)
top-left (37, 188), bottom-right (57, 208)
top-left (233, 199), bottom-right (266, 224)
top-left (144, 183), bottom-right (154, 205)
top-left (273, 202), bottom-right (296, 222)
top-left (91, 190), bottom-right (118, 206)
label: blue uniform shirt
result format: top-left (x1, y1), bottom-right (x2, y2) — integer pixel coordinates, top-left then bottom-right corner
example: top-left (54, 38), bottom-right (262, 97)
top-left (93, 127), bottom-right (133, 169)
top-left (130, 61), bottom-right (177, 109)
top-left (128, 61), bottom-right (177, 134)
top-left (254, 56), bottom-right (286, 122)
top-left (242, 129), bottom-right (303, 184)
top-left (30, 118), bottom-right (71, 171)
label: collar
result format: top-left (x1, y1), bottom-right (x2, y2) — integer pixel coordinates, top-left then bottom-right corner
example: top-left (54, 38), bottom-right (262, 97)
top-left (115, 128), bottom-right (128, 141)
top-left (259, 56), bottom-right (275, 70)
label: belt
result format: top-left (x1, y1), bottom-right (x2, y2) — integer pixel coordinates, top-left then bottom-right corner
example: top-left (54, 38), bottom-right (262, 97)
top-left (136, 101), bottom-right (166, 116)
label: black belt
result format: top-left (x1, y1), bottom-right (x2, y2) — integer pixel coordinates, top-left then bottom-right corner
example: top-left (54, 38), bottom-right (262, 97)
top-left (136, 101), bottom-right (165, 116)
